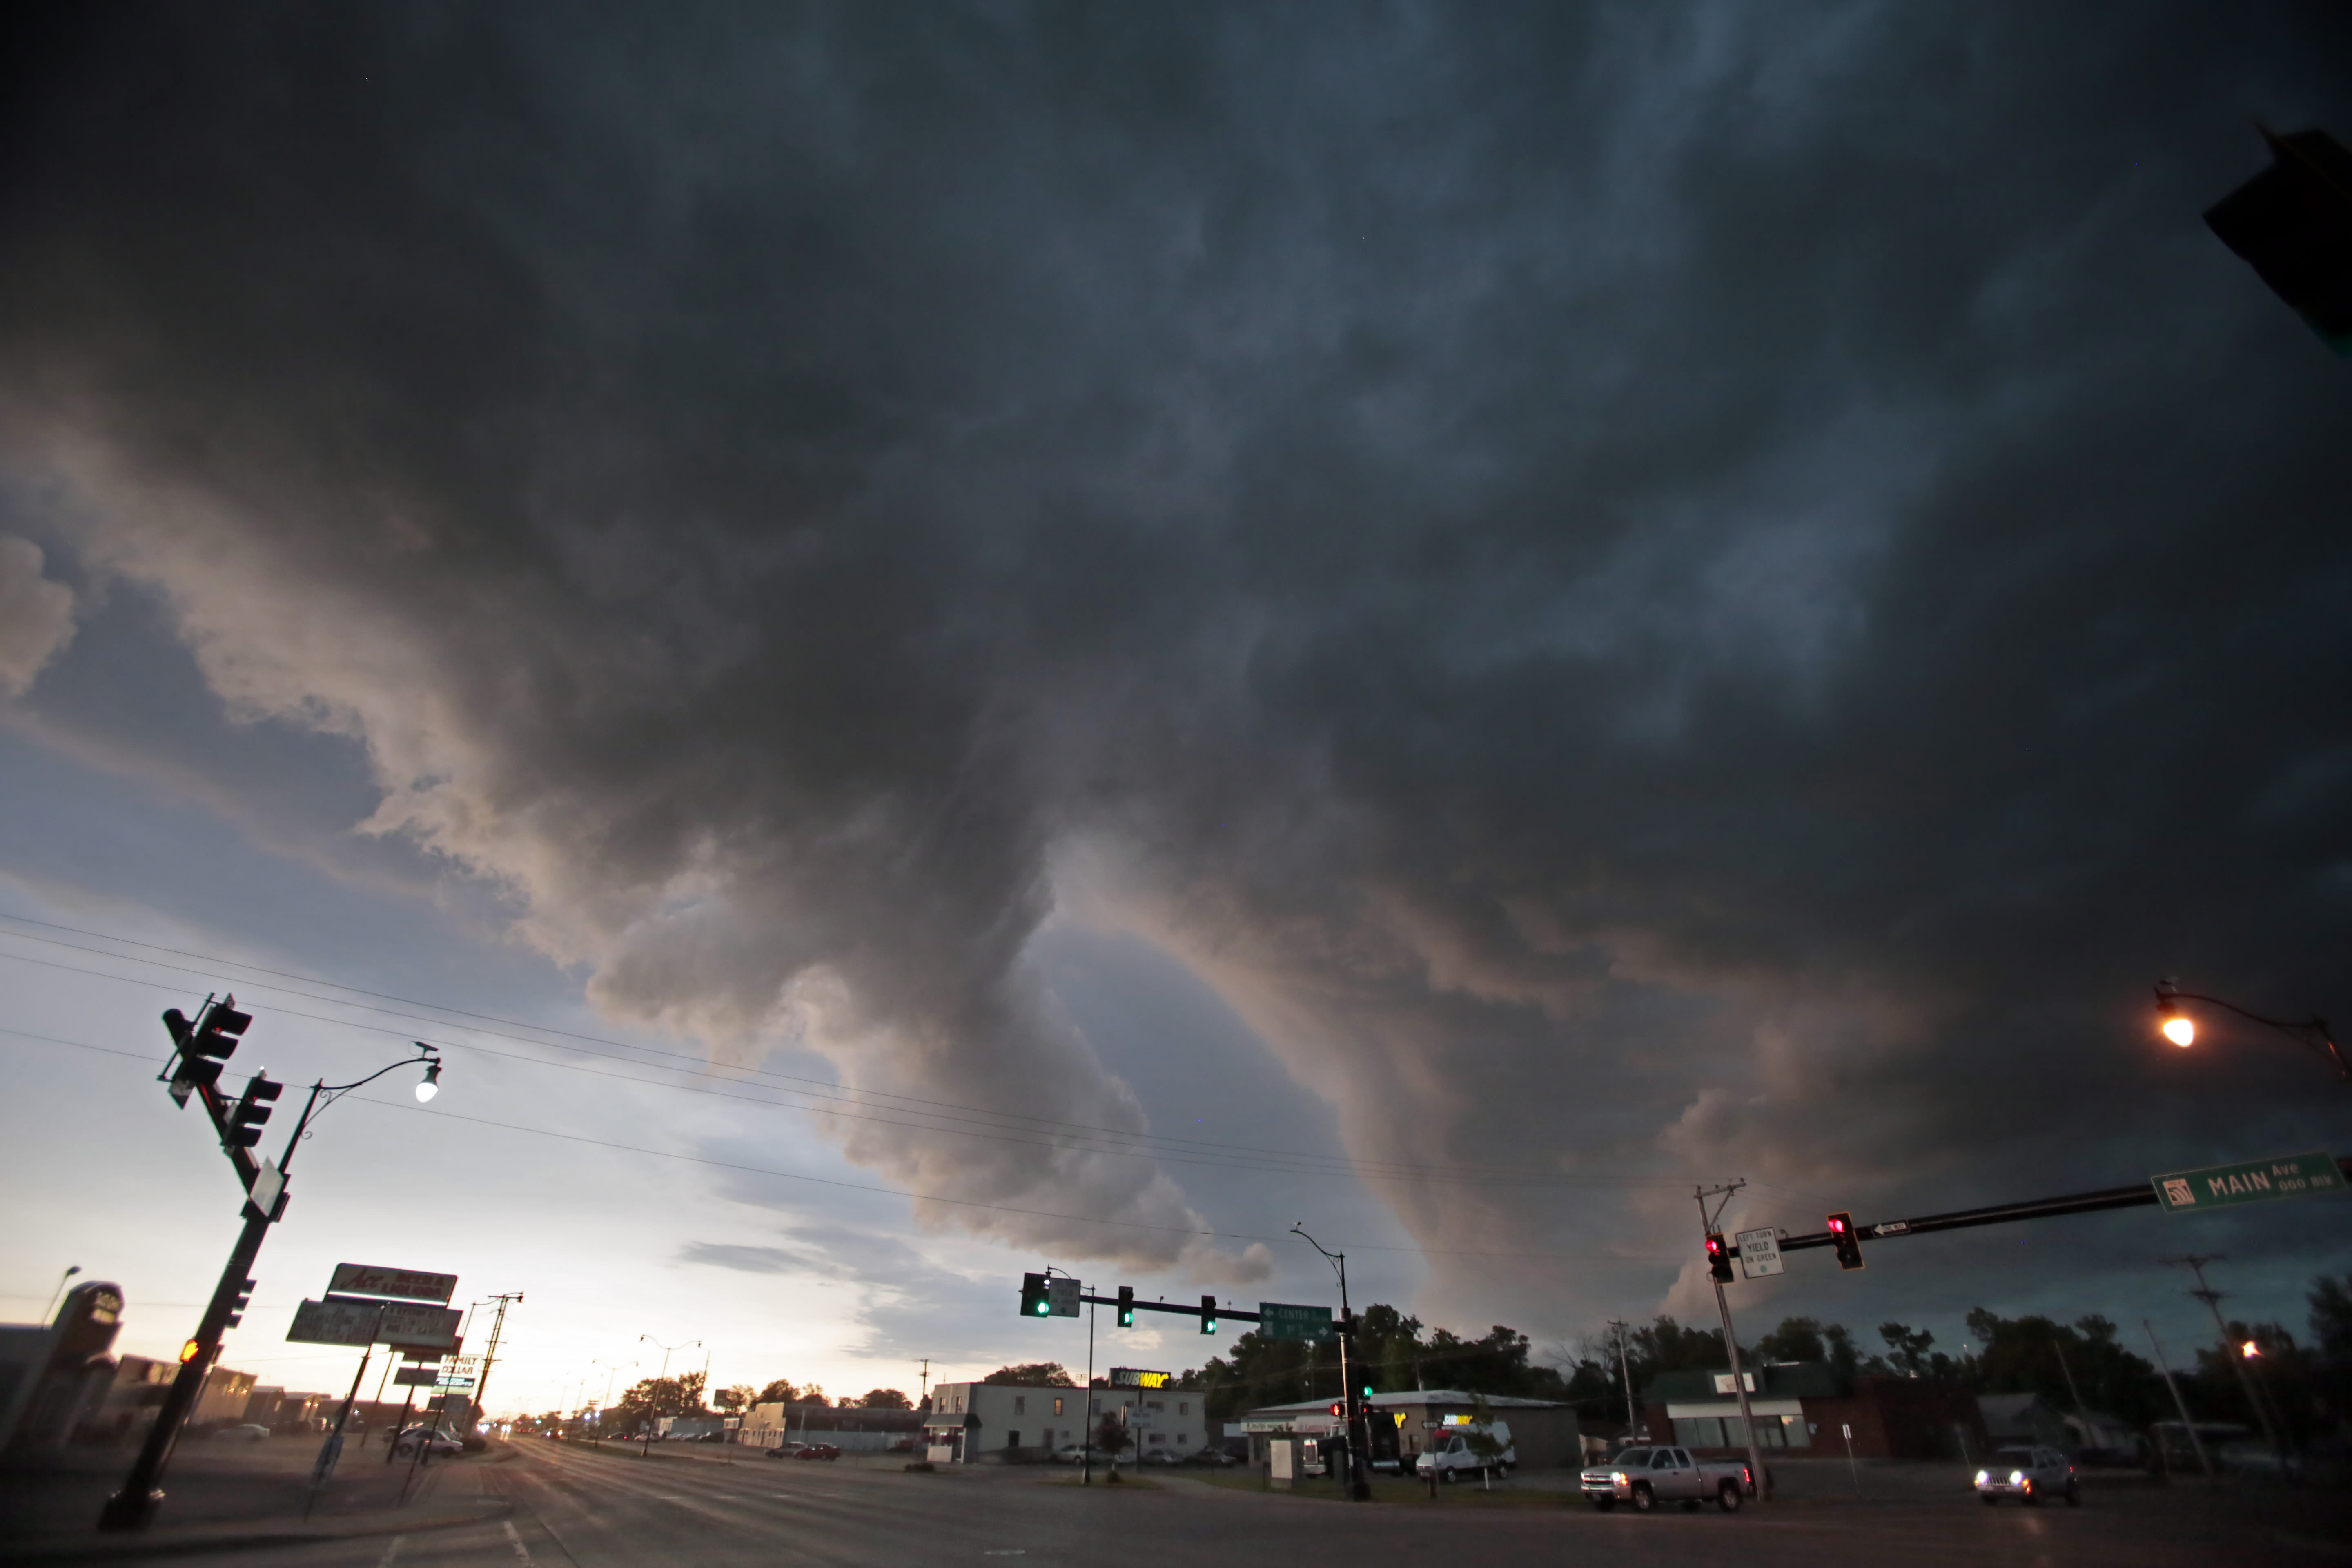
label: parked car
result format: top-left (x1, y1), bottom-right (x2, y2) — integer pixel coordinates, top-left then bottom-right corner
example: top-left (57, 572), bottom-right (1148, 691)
top-left (1580, 1445), bottom-right (1753, 1512)
top-left (222, 1423), bottom-right (272, 1442)
top-left (1140, 1449), bottom-right (1183, 1466)
top-left (1417, 1421), bottom-right (1517, 1484)
top-left (2217, 1440), bottom-right (2304, 1484)
top-left (1053, 1443), bottom-right (1113, 1465)
top-left (764, 1441), bottom-right (809, 1460)
top-left (392, 1426), bottom-right (465, 1458)
top-left (1975, 1445), bottom-right (2078, 1506)
top-left (1180, 1448), bottom-right (1239, 1467)
top-left (795, 1443), bottom-right (841, 1461)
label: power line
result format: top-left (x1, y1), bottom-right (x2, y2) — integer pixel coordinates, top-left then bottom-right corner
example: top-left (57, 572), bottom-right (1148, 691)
top-left (0, 919), bottom-right (1701, 1190)
top-left (0, 1028), bottom-right (1678, 1264)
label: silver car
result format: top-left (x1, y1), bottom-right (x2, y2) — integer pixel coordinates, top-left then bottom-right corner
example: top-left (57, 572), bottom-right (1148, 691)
top-left (1975, 1445), bottom-right (2078, 1505)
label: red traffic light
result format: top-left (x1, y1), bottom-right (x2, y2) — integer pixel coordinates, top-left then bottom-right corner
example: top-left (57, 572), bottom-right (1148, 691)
top-left (1330, 1402), bottom-right (1345, 1417)
top-left (1704, 1232), bottom-right (1733, 1284)
top-left (1826, 1211), bottom-right (1864, 1271)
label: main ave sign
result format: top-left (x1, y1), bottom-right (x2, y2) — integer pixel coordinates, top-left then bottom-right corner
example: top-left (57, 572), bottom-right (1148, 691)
top-left (2152, 1151), bottom-right (2346, 1214)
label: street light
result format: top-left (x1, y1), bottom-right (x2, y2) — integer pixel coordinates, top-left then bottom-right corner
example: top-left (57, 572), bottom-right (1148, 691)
top-left (416, 1061), bottom-right (443, 1102)
top-left (1291, 1224), bottom-right (1370, 1502)
top-left (2153, 979), bottom-right (2344, 1080)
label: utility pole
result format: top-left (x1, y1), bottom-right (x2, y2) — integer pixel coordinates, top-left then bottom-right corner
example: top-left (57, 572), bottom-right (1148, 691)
top-left (470, 1294), bottom-right (523, 1434)
top-left (2163, 1256), bottom-right (2284, 1463)
top-left (918, 1359), bottom-right (930, 1410)
top-left (1695, 1183), bottom-right (1767, 1502)
top-left (1608, 1319), bottom-right (1637, 1441)
top-left (2143, 1320), bottom-right (2214, 1480)
top-left (2051, 1335), bottom-right (2086, 1417)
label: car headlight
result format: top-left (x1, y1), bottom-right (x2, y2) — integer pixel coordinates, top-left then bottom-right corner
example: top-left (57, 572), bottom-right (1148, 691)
top-left (1974, 1470), bottom-right (1989, 1485)
top-left (2009, 1470), bottom-right (2025, 1485)
top-left (1610, 1471), bottom-right (1626, 1483)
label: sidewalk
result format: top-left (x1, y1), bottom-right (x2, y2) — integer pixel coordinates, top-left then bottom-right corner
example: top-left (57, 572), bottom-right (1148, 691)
top-left (0, 1436), bottom-right (511, 1562)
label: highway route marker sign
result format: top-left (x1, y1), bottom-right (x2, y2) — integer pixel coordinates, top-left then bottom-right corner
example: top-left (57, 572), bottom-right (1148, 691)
top-left (2152, 1151), bottom-right (2345, 1214)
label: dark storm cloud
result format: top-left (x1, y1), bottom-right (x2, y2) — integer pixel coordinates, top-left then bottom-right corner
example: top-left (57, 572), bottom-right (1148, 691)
top-left (3, 3), bottom-right (2348, 1323)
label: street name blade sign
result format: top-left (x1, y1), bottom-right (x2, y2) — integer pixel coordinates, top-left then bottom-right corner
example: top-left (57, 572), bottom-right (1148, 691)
top-left (1258, 1303), bottom-right (1336, 1342)
top-left (2152, 1151), bottom-right (2345, 1214)
top-left (328, 1263), bottom-right (458, 1304)
top-left (1733, 1227), bottom-right (1783, 1280)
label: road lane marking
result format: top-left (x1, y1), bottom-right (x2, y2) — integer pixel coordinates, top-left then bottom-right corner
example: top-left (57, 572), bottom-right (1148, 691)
top-left (376, 1539), bottom-right (404, 1568)
top-left (503, 1520), bottom-right (535, 1566)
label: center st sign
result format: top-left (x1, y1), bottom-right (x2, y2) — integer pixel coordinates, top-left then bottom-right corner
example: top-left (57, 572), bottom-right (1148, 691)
top-left (1258, 1303), bottom-right (1335, 1342)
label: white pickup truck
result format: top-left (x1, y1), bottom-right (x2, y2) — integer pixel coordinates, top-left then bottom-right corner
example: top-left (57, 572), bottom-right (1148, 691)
top-left (1414, 1421), bottom-right (1514, 1483)
top-left (1579, 1445), bottom-right (1754, 1512)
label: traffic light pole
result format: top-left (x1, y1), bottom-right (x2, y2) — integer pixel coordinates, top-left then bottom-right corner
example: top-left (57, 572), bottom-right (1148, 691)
top-left (102, 1014), bottom-right (443, 1533)
top-left (1697, 1184), bottom-right (1767, 1503)
top-left (98, 1199), bottom-right (274, 1530)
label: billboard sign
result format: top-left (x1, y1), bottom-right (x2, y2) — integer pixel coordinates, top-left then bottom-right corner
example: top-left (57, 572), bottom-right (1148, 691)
top-left (1108, 1368), bottom-right (1172, 1389)
top-left (288, 1298), bottom-right (461, 1350)
top-left (394, 1366), bottom-right (440, 1387)
top-left (328, 1264), bottom-right (458, 1304)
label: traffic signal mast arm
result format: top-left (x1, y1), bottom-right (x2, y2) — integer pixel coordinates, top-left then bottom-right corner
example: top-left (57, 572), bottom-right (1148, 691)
top-left (1743, 1154), bottom-right (2352, 1260)
top-left (1078, 1293), bottom-right (1261, 1325)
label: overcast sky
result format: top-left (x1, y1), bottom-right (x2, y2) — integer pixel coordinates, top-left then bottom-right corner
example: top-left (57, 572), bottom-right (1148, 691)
top-left (3, 2), bottom-right (2348, 1416)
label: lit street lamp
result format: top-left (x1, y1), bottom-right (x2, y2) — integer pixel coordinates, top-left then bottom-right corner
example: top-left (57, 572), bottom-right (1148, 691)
top-left (2153, 980), bottom-right (2344, 1080)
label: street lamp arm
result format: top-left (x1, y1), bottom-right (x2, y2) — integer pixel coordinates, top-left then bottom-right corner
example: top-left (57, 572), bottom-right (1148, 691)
top-left (279, 1044), bottom-right (445, 1170)
top-left (2159, 983), bottom-right (2345, 1080)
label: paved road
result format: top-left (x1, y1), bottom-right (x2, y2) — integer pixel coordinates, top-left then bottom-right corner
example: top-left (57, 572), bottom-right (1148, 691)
top-left (188, 1439), bottom-right (2348, 1568)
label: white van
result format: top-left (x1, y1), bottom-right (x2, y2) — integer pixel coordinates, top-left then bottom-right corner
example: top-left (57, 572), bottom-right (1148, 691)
top-left (1415, 1421), bottom-right (1514, 1482)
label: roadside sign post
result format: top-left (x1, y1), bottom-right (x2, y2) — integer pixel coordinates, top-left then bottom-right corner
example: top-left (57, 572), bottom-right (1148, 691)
top-left (1842, 1424), bottom-right (1858, 1496)
top-left (1733, 1228), bottom-right (1783, 1280)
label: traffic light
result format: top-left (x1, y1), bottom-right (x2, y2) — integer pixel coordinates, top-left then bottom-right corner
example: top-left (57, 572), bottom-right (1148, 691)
top-left (1116, 1286), bottom-right (1134, 1328)
top-left (2204, 128), bottom-right (2352, 355)
top-left (1705, 1233), bottom-right (1733, 1284)
top-left (1330, 1402), bottom-right (1345, 1417)
top-left (179, 1338), bottom-right (203, 1364)
top-left (1020, 1272), bottom-right (1051, 1317)
top-left (1826, 1212), bottom-right (1864, 1270)
top-left (226, 1278), bottom-right (255, 1330)
top-left (1200, 1295), bottom-right (1217, 1334)
top-left (225, 1078), bottom-right (282, 1149)
top-left (166, 998), bottom-right (251, 1103)
top-left (1360, 1384), bottom-right (1374, 1400)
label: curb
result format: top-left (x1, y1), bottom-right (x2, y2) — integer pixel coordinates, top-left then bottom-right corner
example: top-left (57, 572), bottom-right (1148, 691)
top-left (0, 1501), bottom-right (514, 1564)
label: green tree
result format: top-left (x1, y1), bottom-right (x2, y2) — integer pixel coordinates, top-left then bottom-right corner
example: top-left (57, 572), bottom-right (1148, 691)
top-left (754, 1379), bottom-right (799, 1405)
top-left (985, 1363), bottom-right (1076, 1387)
top-left (858, 1388), bottom-right (914, 1409)
top-left (711, 1384), bottom-right (757, 1413)
top-left (1879, 1323), bottom-right (1935, 1377)
top-left (1961, 1309), bottom-right (2158, 1424)
top-left (1757, 1317), bottom-right (1827, 1363)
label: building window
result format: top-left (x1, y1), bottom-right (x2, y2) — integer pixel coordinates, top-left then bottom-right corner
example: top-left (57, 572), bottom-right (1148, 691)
top-left (1178, 1403), bottom-right (1189, 1415)
top-left (1007, 1431), bottom-right (1020, 1448)
top-left (1014, 1396), bottom-right (1026, 1415)
top-left (1054, 1397), bottom-right (1065, 1416)
top-left (1177, 1433), bottom-right (1189, 1445)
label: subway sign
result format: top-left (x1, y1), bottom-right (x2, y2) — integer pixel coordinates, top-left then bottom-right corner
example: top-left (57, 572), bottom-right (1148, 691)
top-left (1105, 1363), bottom-right (1171, 1392)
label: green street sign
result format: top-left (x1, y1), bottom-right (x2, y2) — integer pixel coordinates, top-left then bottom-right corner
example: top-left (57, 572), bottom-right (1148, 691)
top-left (1258, 1302), bottom-right (1334, 1342)
top-left (2152, 1151), bottom-right (2345, 1214)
